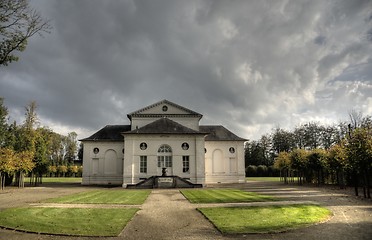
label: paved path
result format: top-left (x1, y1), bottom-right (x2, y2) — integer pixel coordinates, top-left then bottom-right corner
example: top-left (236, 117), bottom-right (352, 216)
top-left (0, 181), bottom-right (371, 240)
top-left (120, 189), bottom-right (221, 240)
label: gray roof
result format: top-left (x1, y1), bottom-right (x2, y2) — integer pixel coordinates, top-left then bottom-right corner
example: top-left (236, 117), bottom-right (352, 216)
top-left (80, 122), bottom-right (247, 142)
top-left (80, 125), bottom-right (130, 141)
top-left (124, 118), bottom-right (207, 135)
top-left (200, 125), bottom-right (247, 141)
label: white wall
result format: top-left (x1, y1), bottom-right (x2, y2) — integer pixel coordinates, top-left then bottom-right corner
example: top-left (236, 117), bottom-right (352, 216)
top-left (122, 134), bottom-right (205, 187)
top-left (204, 141), bottom-right (246, 184)
top-left (82, 142), bottom-right (124, 185)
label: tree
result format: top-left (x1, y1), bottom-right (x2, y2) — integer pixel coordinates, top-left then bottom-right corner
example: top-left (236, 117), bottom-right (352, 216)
top-left (0, 98), bottom-right (9, 147)
top-left (49, 131), bottom-right (65, 166)
top-left (245, 140), bottom-right (267, 166)
top-left (328, 141), bottom-right (348, 188)
top-left (321, 125), bottom-right (340, 150)
top-left (13, 150), bottom-right (34, 188)
top-left (274, 151), bottom-right (290, 183)
top-left (302, 122), bottom-right (323, 150)
top-left (0, 148), bottom-right (15, 190)
top-left (346, 127), bottom-right (372, 198)
top-left (289, 149), bottom-right (309, 184)
top-left (58, 165), bottom-right (68, 177)
top-left (307, 149), bottom-right (327, 186)
top-left (69, 165), bottom-right (79, 177)
top-left (48, 165), bottom-right (57, 177)
top-left (24, 101), bottom-right (38, 130)
top-left (65, 132), bottom-right (77, 164)
top-left (31, 128), bottom-right (50, 185)
top-left (0, 0), bottom-right (51, 66)
top-left (77, 142), bottom-right (84, 162)
top-left (272, 127), bottom-right (295, 154)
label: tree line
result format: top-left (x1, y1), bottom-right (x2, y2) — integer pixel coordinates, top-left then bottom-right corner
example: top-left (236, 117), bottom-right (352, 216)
top-left (245, 111), bottom-right (372, 198)
top-left (0, 98), bottom-right (82, 190)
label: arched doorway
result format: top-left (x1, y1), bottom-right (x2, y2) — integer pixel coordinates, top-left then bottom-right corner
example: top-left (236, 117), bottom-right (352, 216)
top-left (104, 149), bottom-right (117, 174)
top-left (157, 144), bottom-right (172, 175)
top-left (212, 149), bottom-right (224, 173)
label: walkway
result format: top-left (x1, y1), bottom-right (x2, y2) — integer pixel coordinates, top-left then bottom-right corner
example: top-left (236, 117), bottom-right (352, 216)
top-left (0, 181), bottom-right (371, 239)
top-left (120, 189), bottom-right (221, 240)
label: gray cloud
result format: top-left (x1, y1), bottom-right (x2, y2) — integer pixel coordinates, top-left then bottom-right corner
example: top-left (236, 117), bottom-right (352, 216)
top-left (0, 0), bottom-right (371, 140)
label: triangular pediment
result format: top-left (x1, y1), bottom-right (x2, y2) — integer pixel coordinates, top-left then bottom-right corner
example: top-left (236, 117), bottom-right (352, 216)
top-left (127, 99), bottom-right (202, 119)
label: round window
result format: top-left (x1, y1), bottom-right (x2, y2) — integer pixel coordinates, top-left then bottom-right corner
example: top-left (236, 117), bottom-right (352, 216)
top-left (182, 142), bottom-right (189, 150)
top-left (140, 142), bottom-right (147, 150)
top-left (93, 147), bottom-right (99, 154)
top-left (162, 105), bottom-right (168, 112)
top-left (229, 147), bottom-right (235, 153)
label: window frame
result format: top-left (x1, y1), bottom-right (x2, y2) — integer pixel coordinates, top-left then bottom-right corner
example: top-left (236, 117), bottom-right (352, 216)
top-left (182, 156), bottom-right (190, 173)
top-left (140, 156), bottom-right (147, 173)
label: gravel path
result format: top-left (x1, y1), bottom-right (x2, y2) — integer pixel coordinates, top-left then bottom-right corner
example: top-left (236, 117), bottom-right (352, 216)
top-left (120, 189), bottom-right (221, 240)
top-left (0, 181), bottom-right (371, 240)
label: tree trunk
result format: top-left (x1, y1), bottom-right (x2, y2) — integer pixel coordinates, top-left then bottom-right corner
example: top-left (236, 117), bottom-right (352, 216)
top-left (364, 169), bottom-right (370, 198)
top-left (0, 172), bottom-right (3, 190)
top-left (354, 172), bottom-right (359, 196)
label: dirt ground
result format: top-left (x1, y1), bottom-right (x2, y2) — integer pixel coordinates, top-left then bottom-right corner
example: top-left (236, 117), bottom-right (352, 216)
top-left (0, 181), bottom-right (371, 240)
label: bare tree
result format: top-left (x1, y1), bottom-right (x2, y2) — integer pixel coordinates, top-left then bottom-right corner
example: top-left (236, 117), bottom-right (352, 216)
top-left (348, 109), bottom-right (363, 130)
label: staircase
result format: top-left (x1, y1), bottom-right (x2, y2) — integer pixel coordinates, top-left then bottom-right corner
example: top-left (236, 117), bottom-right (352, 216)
top-left (126, 176), bottom-right (202, 189)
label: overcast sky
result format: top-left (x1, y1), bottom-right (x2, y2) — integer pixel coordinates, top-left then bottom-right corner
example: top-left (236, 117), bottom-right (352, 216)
top-left (1, 0), bottom-right (371, 141)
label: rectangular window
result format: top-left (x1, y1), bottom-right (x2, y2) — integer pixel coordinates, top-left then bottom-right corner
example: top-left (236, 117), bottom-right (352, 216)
top-left (165, 156), bottom-right (172, 167)
top-left (183, 156), bottom-right (189, 173)
top-left (140, 156), bottom-right (147, 173)
top-left (158, 156), bottom-right (172, 168)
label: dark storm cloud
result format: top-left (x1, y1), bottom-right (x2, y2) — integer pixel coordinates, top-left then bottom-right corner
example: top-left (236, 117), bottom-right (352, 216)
top-left (0, 0), bottom-right (371, 139)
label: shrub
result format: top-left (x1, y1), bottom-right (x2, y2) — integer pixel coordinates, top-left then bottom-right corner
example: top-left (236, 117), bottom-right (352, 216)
top-left (68, 165), bottom-right (79, 177)
top-left (48, 165), bottom-right (57, 177)
top-left (257, 165), bottom-right (268, 177)
top-left (58, 165), bottom-right (68, 177)
top-left (268, 165), bottom-right (279, 177)
top-left (246, 165), bottom-right (257, 177)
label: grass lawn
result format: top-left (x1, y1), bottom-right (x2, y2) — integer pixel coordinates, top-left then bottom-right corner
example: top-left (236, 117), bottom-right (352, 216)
top-left (198, 204), bottom-right (331, 234)
top-left (45, 189), bottom-right (151, 205)
top-left (246, 177), bottom-right (300, 182)
top-left (180, 189), bottom-right (276, 203)
top-left (246, 177), bottom-right (282, 182)
top-left (0, 207), bottom-right (139, 236)
top-left (25, 177), bottom-right (82, 183)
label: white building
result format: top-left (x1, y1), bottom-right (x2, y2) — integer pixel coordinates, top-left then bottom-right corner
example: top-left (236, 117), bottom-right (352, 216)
top-left (81, 100), bottom-right (246, 188)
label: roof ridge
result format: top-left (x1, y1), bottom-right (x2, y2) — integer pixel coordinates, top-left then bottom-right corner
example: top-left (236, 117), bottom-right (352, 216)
top-left (124, 117), bottom-right (207, 135)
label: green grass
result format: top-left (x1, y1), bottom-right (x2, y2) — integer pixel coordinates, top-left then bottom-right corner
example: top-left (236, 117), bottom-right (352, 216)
top-left (246, 177), bottom-right (299, 182)
top-left (0, 207), bottom-right (139, 236)
top-left (198, 204), bottom-right (331, 234)
top-left (25, 177), bottom-right (82, 183)
top-left (246, 177), bottom-right (282, 182)
top-left (45, 189), bottom-right (151, 205)
top-left (181, 189), bottom-right (276, 203)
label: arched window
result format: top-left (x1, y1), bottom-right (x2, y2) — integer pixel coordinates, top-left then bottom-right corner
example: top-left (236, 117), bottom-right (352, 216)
top-left (158, 145), bottom-right (172, 153)
top-left (158, 145), bottom-right (172, 168)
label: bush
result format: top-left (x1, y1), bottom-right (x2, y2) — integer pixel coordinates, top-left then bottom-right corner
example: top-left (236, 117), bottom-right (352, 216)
top-left (48, 165), bottom-right (57, 177)
top-left (268, 166), bottom-right (279, 177)
top-left (58, 165), bottom-right (68, 177)
top-left (246, 165), bottom-right (257, 177)
top-left (68, 165), bottom-right (79, 177)
top-left (257, 165), bottom-right (268, 177)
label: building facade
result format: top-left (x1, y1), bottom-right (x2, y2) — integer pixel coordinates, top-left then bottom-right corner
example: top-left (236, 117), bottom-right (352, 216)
top-left (81, 100), bottom-right (246, 187)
